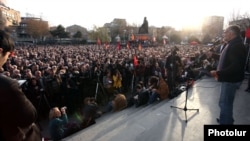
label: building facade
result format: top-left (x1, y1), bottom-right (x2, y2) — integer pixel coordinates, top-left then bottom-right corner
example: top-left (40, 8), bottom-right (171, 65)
top-left (0, 3), bottom-right (20, 26)
top-left (202, 16), bottom-right (224, 41)
top-left (15, 17), bottom-right (49, 44)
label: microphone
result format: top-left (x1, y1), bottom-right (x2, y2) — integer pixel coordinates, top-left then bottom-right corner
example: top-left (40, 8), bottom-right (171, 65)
top-left (213, 38), bottom-right (221, 45)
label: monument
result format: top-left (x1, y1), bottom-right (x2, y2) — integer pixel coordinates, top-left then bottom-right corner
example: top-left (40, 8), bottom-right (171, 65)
top-left (135, 17), bottom-right (151, 42)
top-left (0, 0), bottom-right (6, 6)
top-left (129, 17), bottom-right (152, 47)
top-left (138, 17), bottom-right (149, 34)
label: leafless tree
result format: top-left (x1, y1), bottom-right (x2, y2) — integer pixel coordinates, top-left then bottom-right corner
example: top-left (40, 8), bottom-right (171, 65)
top-left (228, 10), bottom-right (250, 30)
top-left (26, 19), bottom-right (50, 39)
top-left (0, 12), bottom-right (6, 30)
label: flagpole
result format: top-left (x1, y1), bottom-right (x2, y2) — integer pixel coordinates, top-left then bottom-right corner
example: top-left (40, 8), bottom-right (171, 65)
top-left (131, 74), bottom-right (134, 93)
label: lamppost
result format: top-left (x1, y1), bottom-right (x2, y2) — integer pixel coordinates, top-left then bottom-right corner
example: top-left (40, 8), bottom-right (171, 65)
top-left (107, 28), bottom-right (111, 43)
top-left (123, 29), bottom-right (126, 43)
top-left (130, 29), bottom-right (134, 40)
top-left (168, 30), bottom-right (172, 45)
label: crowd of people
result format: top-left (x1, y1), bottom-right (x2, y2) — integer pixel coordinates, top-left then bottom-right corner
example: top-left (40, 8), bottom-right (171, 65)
top-left (1, 30), bottom-right (229, 140)
top-left (0, 24), bottom-right (249, 141)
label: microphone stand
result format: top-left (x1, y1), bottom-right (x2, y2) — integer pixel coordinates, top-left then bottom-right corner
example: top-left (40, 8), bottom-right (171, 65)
top-left (170, 78), bottom-right (199, 123)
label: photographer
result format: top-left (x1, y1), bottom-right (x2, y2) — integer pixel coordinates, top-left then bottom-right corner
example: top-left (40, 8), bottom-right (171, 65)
top-left (25, 77), bottom-right (43, 111)
top-left (93, 63), bottom-right (103, 82)
top-left (44, 67), bottom-right (63, 107)
top-left (81, 97), bottom-right (101, 129)
top-left (165, 47), bottom-right (182, 92)
top-left (48, 106), bottom-right (68, 140)
top-left (78, 64), bottom-right (92, 99)
top-left (103, 70), bottom-right (114, 101)
top-left (60, 71), bottom-right (81, 114)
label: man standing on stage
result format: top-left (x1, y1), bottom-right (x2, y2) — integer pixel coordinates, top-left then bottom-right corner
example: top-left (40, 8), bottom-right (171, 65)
top-left (210, 25), bottom-right (247, 125)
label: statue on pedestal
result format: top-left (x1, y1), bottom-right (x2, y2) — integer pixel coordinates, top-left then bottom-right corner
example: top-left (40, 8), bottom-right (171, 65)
top-left (138, 17), bottom-right (148, 34)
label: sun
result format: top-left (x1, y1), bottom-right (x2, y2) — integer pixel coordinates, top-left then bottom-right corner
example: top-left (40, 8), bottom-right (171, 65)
top-left (175, 11), bottom-right (206, 30)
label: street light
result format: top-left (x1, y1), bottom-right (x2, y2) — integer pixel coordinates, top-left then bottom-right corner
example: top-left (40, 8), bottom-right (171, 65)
top-left (123, 30), bottom-right (126, 43)
top-left (130, 29), bottom-right (134, 40)
top-left (107, 28), bottom-right (111, 43)
top-left (115, 35), bottom-right (120, 42)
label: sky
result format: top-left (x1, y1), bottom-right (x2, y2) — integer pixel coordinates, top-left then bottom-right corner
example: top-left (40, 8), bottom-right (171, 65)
top-left (6, 0), bottom-right (250, 30)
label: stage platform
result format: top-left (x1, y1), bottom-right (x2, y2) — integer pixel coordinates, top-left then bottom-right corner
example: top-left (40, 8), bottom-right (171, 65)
top-left (41, 77), bottom-right (250, 141)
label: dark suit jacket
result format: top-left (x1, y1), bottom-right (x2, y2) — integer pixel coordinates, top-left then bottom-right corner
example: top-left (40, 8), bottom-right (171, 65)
top-left (217, 36), bottom-right (247, 82)
top-left (0, 75), bottom-right (41, 141)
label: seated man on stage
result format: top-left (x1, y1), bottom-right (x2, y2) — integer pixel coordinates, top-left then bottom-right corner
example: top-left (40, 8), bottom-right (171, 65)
top-left (127, 83), bottom-right (149, 108)
top-left (147, 76), bottom-right (169, 105)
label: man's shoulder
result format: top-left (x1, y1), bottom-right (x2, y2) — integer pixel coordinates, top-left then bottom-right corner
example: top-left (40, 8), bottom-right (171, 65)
top-left (229, 42), bottom-right (246, 53)
top-left (0, 75), bottom-right (18, 87)
top-left (0, 75), bottom-right (11, 83)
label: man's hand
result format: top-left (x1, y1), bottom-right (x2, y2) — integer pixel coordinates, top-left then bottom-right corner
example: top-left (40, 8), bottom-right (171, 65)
top-left (210, 70), bottom-right (218, 81)
top-left (206, 51), bottom-right (213, 58)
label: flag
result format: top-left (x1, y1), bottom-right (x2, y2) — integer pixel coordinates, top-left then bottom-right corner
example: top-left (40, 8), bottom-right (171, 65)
top-left (138, 43), bottom-right (142, 50)
top-left (105, 42), bottom-right (109, 49)
top-left (133, 55), bottom-right (138, 67)
top-left (127, 41), bottom-right (130, 49)
top-left (97, 38), bottom-right (101, 45)
top-left (131, 34), bottom-right (135, 41)
top-left (153, 37), bottom-right (156, 42)
top-left (245, 28), bottom-right (250, 38)
top-left (117, 42), bottom-right (121, 50)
